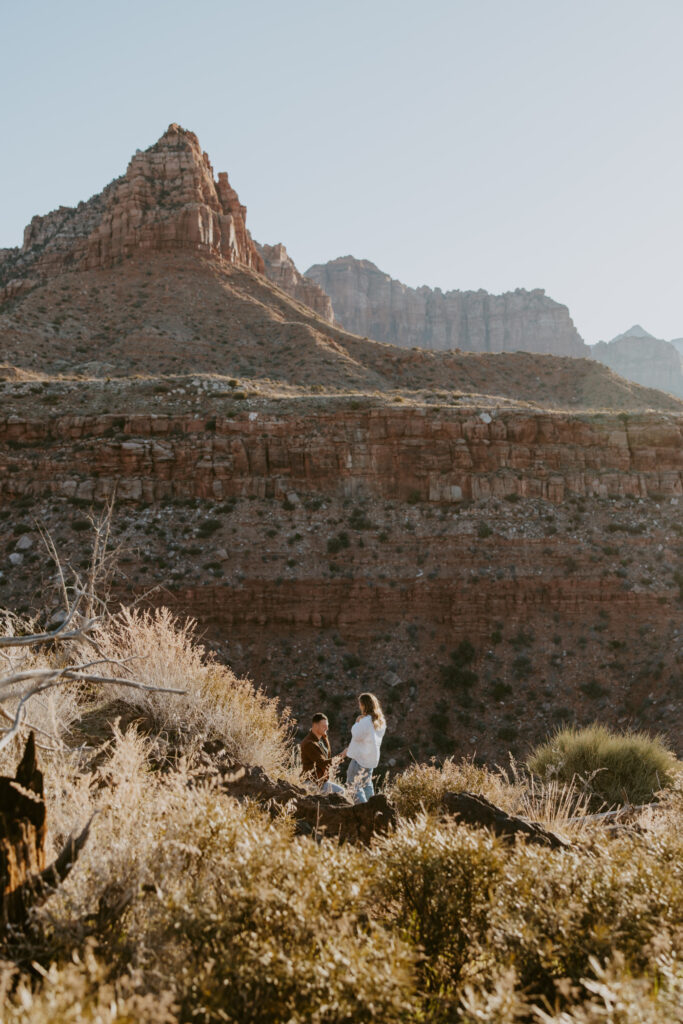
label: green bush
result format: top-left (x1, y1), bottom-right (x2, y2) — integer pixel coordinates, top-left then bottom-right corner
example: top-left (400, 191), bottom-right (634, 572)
top-left (197, 517), bottom-right (221, 537)
top-left (348, 507), bottom-right (372, 530)
top-left (488, 831), bottom-right (683, 1005)
top-left (528, 724), bottom-right (679, 809)
top-left (370, 817), bottom-right (506, 995)
top-left (440, 640), bottom-right (478, 694)
top-left (326, 531), bottom-right (349, 554)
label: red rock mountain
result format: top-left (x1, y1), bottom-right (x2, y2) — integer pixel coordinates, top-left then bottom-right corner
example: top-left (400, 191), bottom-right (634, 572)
top-left (0, 123), bottom-right (672, 408)
top-left (0, 124), bottom-right (264, 303)
top-left (305, 256), bottom-right (588, 358)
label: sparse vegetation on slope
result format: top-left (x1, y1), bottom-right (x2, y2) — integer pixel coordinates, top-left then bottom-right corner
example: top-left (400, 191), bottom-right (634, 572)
top-left (90, 606), bottom-right (292, 775)
top-left (1, 608), bottom-right (682, 1023)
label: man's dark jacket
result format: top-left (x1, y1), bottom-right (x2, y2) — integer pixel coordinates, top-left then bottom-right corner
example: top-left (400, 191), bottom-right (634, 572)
top-left (300, 731), bottom-right (333, 781)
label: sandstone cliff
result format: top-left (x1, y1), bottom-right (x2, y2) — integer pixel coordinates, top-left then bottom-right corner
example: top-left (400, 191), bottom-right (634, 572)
top-left (1, 405), bottom-right (680, 507)
top-left (305, 256), bottom-right (588, 357)
top-left (0, 392), bottom-right (681, 763)
top-left (592, 325), bottom-right (683, 398)
top-left (0, 124), bottom-right (264, 302)
top-left (256, 243), bottom-right (333, 321)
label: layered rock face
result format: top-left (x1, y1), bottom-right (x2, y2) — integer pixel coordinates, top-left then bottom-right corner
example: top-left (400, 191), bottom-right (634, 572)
top-left (256, 243), bottom-right (333, 321)
top-left (592, 325), bottom-right (683, 398)
top-left (305, 256), bottom-right (588, 356)
top-left (1, 397), bottom-right (681, 763)
top-left (0, 124), bottom-right (264, 302)
top-left (1, 406), bottom-right (681, 507)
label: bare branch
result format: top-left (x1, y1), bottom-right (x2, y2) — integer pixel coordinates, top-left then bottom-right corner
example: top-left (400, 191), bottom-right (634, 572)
top-left (0, 668), bottom-right (64, 696)
top-left (0, 703), bottom-right (66, 749)
top-left (61, 670), bottom-right (186, 694)
top-left (0, 601), bottom-right (100, 649)
top-left (37, 523), bottom-right (70, 613)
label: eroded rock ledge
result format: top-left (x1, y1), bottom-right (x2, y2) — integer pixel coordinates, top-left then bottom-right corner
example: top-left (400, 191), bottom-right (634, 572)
top-left (0, 408), bottom-right (681, 506)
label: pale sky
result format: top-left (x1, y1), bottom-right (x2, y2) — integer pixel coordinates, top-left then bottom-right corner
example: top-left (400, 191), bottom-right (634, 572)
top-left (3, 0), bottom-right (683, 344)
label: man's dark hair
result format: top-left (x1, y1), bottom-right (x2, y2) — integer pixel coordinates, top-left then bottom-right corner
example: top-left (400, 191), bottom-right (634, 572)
top-left (311, 713), bottom-right (328, 725)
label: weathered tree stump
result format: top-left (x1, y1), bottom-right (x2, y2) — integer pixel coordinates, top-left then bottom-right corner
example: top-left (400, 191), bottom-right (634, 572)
top-left (0, 733), bottom-right (92, 928)
top-left (441, 791), bottom-right (571, 848)
top-left (217, 761), bottom-right (396, 844)
top-left (1, 732), bottom-right (47, 926)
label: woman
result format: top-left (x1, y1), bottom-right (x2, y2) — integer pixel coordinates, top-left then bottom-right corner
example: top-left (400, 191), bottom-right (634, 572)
top-left (345, 692), bottom-right (386, 804)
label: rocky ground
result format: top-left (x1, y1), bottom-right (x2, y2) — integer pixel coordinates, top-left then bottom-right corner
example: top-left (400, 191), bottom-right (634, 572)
top-left (2, 473), bottom-right (680, 769)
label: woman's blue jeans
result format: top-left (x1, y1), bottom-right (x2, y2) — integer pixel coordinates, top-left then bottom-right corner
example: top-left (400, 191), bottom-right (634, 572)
top-left (347, 758), bottom-right (374, 804)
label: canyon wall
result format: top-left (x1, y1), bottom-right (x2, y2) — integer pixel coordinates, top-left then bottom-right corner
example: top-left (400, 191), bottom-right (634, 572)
top-left (0, 124), bottom-right (264, 302)
top-left (305, 256), bottom-right (588, 356)
top-left (1, 400), bottom-right (680, 762)
top-left (1, 407), bottom-right (681, 507)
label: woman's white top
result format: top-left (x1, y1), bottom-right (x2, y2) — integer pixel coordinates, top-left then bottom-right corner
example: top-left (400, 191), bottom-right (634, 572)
top-left (346, 714), bottom-right (386, 769)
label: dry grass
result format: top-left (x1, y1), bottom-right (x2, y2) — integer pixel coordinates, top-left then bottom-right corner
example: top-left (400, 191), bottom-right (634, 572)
top-left (516, 775), bottom-right (595, 841)
top-left (386, 755), bottom-right (523, 818)
top-left (2, 611), bottom-right (683, 1023)
top-left (89, 606), bottom-right (293, 776)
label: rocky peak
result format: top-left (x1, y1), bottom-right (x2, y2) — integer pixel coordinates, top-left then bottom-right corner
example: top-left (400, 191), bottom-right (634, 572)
top-left (305, 256), bottom-right (588, 357)
top-left (1, 123), bottom-right (264, 302)
top-left (256, 242), bottom-right (333, 322)
top-left (609, 324), bottom-right (656, 343)
top-left (592, 328), bottom-right (683, 398)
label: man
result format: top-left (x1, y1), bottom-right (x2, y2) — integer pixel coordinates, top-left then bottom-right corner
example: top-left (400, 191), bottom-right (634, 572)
top-left (300, 713), bottom-right (346, 795)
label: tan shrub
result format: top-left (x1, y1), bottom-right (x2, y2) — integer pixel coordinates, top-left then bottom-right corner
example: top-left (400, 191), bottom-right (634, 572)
top-left (534, 953), bottom-right (683, 1023)
top-left (487, 832), bottom-right (683, 1004)
top-left (386, 756), bottom-right (522, 818)
top-left (26, 731), bottom-right (418, 1024)
top-left (92, 607), bottom-right (292, 775)
top-left (1, 943), bottom-right (178, 1024)
top-left (126, 783), bottom-right (417, 1022)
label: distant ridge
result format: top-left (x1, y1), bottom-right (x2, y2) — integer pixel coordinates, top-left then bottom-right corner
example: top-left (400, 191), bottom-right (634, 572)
top-left (305, 255), bottom-right (588, 358)
top-left (592, 325), bottom-right (683, 398)
top-left (608, 324), bottom-right (656, 343)
top-left (0, 124), bottom-right (680, 412)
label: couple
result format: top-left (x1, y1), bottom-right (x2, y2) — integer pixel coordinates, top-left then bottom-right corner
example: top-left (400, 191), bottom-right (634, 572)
top-left (300, 692), bottom-right (386, 804)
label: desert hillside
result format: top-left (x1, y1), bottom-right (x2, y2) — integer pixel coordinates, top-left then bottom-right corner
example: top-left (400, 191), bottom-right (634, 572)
top-left (0, 124), bottom-right (682, 768)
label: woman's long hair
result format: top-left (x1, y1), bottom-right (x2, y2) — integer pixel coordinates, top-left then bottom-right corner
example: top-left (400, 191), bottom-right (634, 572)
top-left (359, 692), bottom-right (385, 729)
